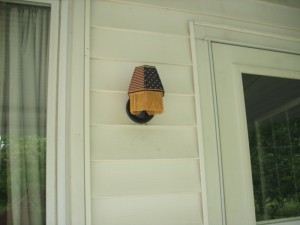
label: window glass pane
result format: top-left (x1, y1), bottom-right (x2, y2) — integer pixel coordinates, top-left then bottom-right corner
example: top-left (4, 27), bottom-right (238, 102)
top-left (0, 3), bottom-right (50, 225)
top-left (242, 74), bottom-right (300, 223)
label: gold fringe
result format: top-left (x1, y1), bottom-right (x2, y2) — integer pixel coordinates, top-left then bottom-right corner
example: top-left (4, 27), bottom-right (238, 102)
top-left (129, 91), bottom-right (164, 115)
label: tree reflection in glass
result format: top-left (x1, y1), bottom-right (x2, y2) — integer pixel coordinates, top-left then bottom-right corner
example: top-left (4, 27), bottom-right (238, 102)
top-left (243, 74), bottom-right (300, 223)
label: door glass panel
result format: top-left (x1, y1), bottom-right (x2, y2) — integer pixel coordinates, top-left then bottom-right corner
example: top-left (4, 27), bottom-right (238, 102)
top-left (242, 74), bottom-right (300, 224)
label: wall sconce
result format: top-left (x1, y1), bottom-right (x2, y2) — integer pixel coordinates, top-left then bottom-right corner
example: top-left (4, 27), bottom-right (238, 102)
top-left (126, 65), bottom-right (165, 124)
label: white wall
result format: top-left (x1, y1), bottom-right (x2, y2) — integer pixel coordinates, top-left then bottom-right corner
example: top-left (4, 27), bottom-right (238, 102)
top-left (88, 0), bottom-right (300, 225)
top-left (89, 1), bottom-right (203, 224)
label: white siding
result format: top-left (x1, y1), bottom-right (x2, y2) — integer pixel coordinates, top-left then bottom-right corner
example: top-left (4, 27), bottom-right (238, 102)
top-left (90, 125), bottom-right (199, 160)
top-left (90, 60), bottom-right (194, 94)
top-left (90, 92), bottom-right (196, 125)
top-left (89, 0), bottom-right (202, 224)
top-left (91, 193), bottom-right (203, 225)
top-left (88, 1), bottom-right (300, 225)
top-left (91, 159), bottom-right (201, 197)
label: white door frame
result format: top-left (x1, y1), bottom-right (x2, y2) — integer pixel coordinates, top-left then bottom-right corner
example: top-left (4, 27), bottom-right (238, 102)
top-left (189, 20), bottom-right (300, 225)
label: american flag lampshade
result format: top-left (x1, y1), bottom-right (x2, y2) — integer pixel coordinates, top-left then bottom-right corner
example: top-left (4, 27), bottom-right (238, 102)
top-left (128, 65), bottom-right (165, 115)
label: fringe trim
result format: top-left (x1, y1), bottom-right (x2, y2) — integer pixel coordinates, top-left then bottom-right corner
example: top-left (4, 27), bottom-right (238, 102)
top-left (129, 91), bottom-right (164, 115)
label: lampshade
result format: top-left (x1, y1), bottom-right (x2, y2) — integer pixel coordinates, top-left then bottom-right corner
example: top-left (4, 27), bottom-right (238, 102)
top-left (128, 65), bottom-right (164, 115)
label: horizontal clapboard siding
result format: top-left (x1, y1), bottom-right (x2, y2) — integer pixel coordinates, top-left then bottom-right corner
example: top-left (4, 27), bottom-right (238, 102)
top-left (91, 0), bottom-right (300, 43)
top-left (90, 0), bottom-right (192, 36)
top-left (89, 0), bottom-right (202, 224)
top-left (90, 125), bottom-right (199, 160)
top-left (88, 1), bottom-right (300, 225)
top-left (90, 59), bottom-right (194, 94)
top-left (97, 0), bottom-right (300, 29)
top-left (90, 91), bottom-right (196, 125)
top-left (92, 193), bottom-right (203, 225)
top-left (91, 159), bottom-right (201, 197)
top-left (90, 27), bottom-right (192, 65)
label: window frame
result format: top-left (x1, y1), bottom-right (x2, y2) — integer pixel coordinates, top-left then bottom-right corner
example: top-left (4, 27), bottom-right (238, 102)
top-left (1, 0), bottom-right (89, 224)
top-left (0, 0), bottom-right (59, 223)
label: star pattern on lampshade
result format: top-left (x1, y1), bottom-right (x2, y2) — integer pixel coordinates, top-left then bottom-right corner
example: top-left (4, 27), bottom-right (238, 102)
top-left (144, 67), bottom-right (164, 91)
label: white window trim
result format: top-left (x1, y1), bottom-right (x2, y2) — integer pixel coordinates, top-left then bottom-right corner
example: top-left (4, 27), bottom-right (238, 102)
top-left (45, 1), bottom-right (60, 224)
top-left (55, 0), bottom-right (89, 225)
top-left (189, 16), bottom-right (300, 225)
top-left (84, 1), bottom-right (91, 225)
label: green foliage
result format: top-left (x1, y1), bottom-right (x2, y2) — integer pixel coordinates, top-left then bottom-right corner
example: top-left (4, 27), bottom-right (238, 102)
top-left (0, 135), bottom-right (8, 215)
top-left (0, 135), bottom-right (46, 218)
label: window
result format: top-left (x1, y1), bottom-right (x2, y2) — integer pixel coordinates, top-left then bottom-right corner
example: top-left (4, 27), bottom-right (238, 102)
top-left (0, 2), bottom-right (50, 224)
top-left (243, 74), bottom-right (300, 224)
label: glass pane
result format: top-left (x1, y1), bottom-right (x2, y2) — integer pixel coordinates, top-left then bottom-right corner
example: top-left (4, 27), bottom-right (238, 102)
top-left (242, 74), bottom-right (300, 223)
top-left (0, 3), bottom-right (50, 225)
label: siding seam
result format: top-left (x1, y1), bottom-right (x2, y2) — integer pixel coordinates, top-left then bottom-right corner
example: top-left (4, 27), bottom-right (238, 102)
top-left (93, 0), bottom-right (300, 32)
top-left (91, 25), bottom-right (189, 38)
top-left (90, 57), bottom-right (193, 67)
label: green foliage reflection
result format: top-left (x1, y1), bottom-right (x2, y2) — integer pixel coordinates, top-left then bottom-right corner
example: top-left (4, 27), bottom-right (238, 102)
top-left (0, 135), bottom-right (46, 223)
top-left (250, 116), bottom-right (300, 221)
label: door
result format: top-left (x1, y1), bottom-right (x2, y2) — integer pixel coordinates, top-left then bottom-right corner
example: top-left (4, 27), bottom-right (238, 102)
top-left (212, 43), bottom-right (300, 225)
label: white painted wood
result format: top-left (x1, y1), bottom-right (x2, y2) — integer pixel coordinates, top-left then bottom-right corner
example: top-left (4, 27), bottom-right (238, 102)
top-left (44, 0), bottom-right (60, 224)
top-left (212, 43), bottom-right (300, 225)
top-left (96, 0), bottom-right (300, 29)
top-left (90, 0), bottom-right (191, 35)
top-left (88, 1), bottom-right (300, 225)
top-left (91, 193), bottom-right (203, 225)
top-left (194, 23), bottom-right (300, 53)
top-left (91, 0), bottom-right (300, 41)
top-left (189, 21), bottom-right (209, 225)
top-left (90, 59), bottom-right (194, 94)
top-left (90, 91), bottom-right (196, 125)
top-left (192, 17), bottom-right (300, 225)
top-left (89, 2), bottom-right (200, 224)
top-left (90, 125), bottom-right (198, 160)
top-left (57, 0), bottom-right (70, 224)
top-left (193, 21), bottom-right (300, 43)
top-left (90, 27), bottom-right (192, 65)
top-left (91, 159), bottom-right (201, 197)
top-left (84, 0), bottom-right (92, 225)
top-left (61, 0), bottom-right (87, 224)
top-left (195, 39), bottom-right (224, 225)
